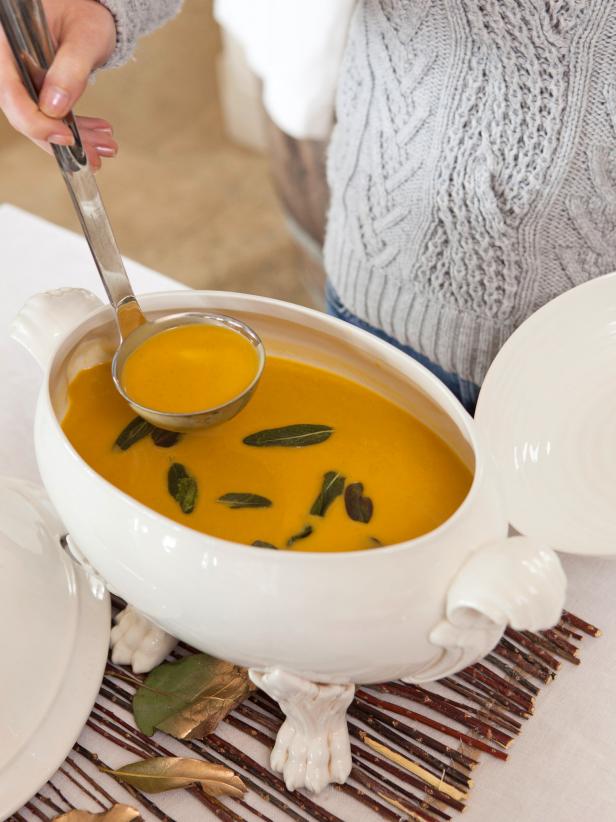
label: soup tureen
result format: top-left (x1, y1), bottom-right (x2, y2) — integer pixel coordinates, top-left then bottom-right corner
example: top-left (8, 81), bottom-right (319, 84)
top-left (13, 280), bottom-right (608, 794)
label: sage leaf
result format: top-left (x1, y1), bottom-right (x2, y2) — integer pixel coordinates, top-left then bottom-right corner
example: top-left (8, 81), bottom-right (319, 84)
top-left (167, 463), bottom-right (198, 514)
top-left (243, 424), bottom-right (333, 447)
top-left (101, 756), bottom-right (246, 798)
top-left (345, 482), bottom-right (373, 523)
top-left (115, 416), bottom-right (153, 450)
top-left (252, 540), bottom-right (278, 549)
top-left (133, 653), bottom-right (254, 740)
top-left (52, 806), bottom-right (141, 822)
top-left (369, 536), bottom-right (383, 547)
top-left (217, 492), bottom-right (272, 509)
top-left (151, 427), bottom-right (182, 448)
top-left (310, 470), bottom-right (345, 517)
top-left (287, 524), bottom-right (313, 547)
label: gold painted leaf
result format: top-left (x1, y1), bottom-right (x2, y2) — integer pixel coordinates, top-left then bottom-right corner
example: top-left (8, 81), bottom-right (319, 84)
top-left (52, 805), bottom-right (141, 822)
top-left (133, 653), bottom-right (254, 739)
top-left (101, 756), bottom-right (246, 798)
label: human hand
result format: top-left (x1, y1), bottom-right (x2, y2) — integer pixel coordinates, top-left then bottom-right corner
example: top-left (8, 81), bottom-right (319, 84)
top-left (0, 0), bottom-right (118, 170)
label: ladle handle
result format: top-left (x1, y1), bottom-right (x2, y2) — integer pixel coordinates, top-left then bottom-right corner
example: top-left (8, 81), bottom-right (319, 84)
top-left (0, 0), bottom-right (145, 340)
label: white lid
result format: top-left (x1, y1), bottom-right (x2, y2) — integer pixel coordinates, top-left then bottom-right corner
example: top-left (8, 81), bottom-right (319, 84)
top-left (0, 477), bottom-right (110, 819)
top-left (476, 272), bottom-right (616, 556)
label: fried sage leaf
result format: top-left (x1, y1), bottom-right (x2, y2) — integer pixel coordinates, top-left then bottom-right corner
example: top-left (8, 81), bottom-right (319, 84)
top-left (345, 482), bottom-right (374, 523)
top-left (217, 492), bottom-right (272, 509)
top-left (151, 427), bottom-right (182, 448)
top-left (167, 463), bottom-right (198, 514)
top-left (287, 524), bottom-right (314, 547)
top-left (115, 417), bottom-right (153, 451)
top-left (252, 540), bottom-right (278, 549)
top-left (310, 470), bottom-right (345, 517)
top-left (133, 653), bottom-right (254, 739)
top-left (53, 806), bottom-right (141, 822)
top-left (243, 424), bottom-right (333, 447)
top-left (101, 756), bottom-right (246, 798)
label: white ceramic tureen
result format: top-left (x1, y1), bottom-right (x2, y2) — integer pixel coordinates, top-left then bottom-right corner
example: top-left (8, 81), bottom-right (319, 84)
top-left (10, 276), bottom-right (616, 794)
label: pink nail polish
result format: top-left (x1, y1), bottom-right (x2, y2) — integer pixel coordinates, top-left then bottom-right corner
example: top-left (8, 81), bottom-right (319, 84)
top-left (95, 144), bottom-right (117, 157)
top-left (41, 86), bottom-right (70, 115)
top-left (48, 133), bottom-right (74, 146)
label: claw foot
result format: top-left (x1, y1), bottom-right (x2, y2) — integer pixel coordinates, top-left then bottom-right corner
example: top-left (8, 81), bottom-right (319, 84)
top-left (110, 605), bottom-right (178, 673)
top-left (250, 668), bottom-right (354, 793)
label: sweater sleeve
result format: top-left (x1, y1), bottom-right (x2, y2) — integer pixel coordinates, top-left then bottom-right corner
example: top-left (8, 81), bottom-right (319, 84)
top-left (97, 0), bottom-right (183, 68)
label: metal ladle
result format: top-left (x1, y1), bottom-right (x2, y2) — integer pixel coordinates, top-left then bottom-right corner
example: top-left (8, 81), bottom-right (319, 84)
top-left (0, 0), bottom-right (265, 432)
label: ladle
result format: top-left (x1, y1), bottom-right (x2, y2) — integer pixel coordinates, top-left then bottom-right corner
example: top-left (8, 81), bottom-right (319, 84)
top-left (0, 0), bottom-right (265, 431)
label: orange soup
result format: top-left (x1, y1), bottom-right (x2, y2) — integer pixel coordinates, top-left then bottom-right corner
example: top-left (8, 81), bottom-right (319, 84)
top-left (62, 356), bottom-right (472, 552)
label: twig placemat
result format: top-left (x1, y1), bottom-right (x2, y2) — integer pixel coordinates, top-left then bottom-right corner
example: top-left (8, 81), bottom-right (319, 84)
top-left (11, 608), bottom-right (600, 822)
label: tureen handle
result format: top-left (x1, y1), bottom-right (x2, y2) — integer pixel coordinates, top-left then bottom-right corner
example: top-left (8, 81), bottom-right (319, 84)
top-left (10, 287), bottom-right (103, 370)
top-left (403, 536), bottom-right (566, 683)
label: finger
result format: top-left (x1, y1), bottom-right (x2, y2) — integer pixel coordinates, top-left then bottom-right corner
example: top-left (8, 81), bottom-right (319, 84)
top-left (80, 126), bottom-right (117, 154)
top-left (34, 127), bottom-right (118, 171)
top-left (39, 5), bottom-right (116, 118)
top-left (0, 52), bottom-right (73, 143)
top-left (75, 115), bottom-right (114, 135)
top-left (80, 129), bottom-right (118, 171)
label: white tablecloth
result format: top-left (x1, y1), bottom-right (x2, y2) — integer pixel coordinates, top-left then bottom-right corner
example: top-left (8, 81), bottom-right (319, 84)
top-left (2, 203), bottom-right (616, 821)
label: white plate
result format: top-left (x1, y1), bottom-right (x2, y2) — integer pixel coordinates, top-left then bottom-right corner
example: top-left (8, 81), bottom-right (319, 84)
top-left (476, 272), bottom-right (616, 556)
top-left (0, 477), bottom-right (110, 821)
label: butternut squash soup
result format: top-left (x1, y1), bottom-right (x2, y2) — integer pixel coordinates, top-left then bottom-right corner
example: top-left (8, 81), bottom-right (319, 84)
top-left (61, 357), bottom-right (472, 552)
top-left (121, 323), bottom-right (259, 413)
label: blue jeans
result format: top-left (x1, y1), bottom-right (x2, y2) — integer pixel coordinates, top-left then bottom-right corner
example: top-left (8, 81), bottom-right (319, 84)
top-left (325, 282), bottom-right (480, 416)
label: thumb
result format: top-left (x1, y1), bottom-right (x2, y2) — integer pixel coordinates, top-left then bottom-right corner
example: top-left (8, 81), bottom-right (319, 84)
top-left (39, 9), bottom-right (115, 118)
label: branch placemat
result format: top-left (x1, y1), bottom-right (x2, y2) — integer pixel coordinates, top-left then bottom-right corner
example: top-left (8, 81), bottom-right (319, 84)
top-left (11, 607), bottom-right (600, 822)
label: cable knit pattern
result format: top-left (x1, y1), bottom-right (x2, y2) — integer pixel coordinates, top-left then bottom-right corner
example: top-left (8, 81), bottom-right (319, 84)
top-left (325, 0), bottom-right (616, 384)
top-left (97, 0), bottom-right (182, 68)
top-left (92, 0), bottom-right (615, 384)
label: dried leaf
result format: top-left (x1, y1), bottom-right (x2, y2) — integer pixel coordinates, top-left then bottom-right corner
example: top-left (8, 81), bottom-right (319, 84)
top-left (133, 653), bottom-right (253, 739)
top-left (217, 492), bottom-right (272, 509)
top-left (287, 524), bottom-right (313, 547)
top-left (252, 540), bottom-right (279, 549)
top-left (345, 482), bottom-right (373, 523)
top-left (101, 756), bottom-right (246, 798)
top-left (53, 806), bottom-right (141, 822)
top-left (114, 417), bottom-right (153, 451)
top-left (167, 463), bottom-right (198, 514)
top-left (243, 424), bottom-right (333, 447)
top-left (151, 427), bottom-right (182, 448)
top-left (310, 470), bottom-right (345, 517)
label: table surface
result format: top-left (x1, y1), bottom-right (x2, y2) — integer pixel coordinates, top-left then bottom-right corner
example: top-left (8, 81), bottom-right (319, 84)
top-left (2, 203), bottom-right (615, 822)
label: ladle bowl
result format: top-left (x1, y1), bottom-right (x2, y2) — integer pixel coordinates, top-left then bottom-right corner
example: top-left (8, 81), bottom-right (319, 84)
top-left (112, 311), bottom-right (265, 431)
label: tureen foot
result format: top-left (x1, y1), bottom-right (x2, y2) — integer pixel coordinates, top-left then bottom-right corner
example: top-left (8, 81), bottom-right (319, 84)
top-left (110, 606), bottom-right (178, 674)
top-left (249, 668), bottom-right (354, 793)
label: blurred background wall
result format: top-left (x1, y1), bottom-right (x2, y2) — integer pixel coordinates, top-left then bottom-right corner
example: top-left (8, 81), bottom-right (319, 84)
top-left (0, 0), bottom-right (326, 306)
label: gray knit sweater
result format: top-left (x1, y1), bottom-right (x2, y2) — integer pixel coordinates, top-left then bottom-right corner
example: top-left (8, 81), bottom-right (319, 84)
top-left (100, 0), bottom-right (616, 385)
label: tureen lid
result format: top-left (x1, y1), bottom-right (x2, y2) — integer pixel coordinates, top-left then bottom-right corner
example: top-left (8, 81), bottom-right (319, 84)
top-left (0, 476), bottom-right (110, 818)
top-left (475, 272), bottom-right (616, 556)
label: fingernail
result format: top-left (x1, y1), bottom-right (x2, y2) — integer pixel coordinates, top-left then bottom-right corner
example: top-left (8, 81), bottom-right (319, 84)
top-left (95, 144), bottom-right (117, 157)
top-left (40, 86), bottom-right (70, 115)
top-left (48, 133), bottom-right (74, 146)
top-left (94, 125), bottom-right (114, 135)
